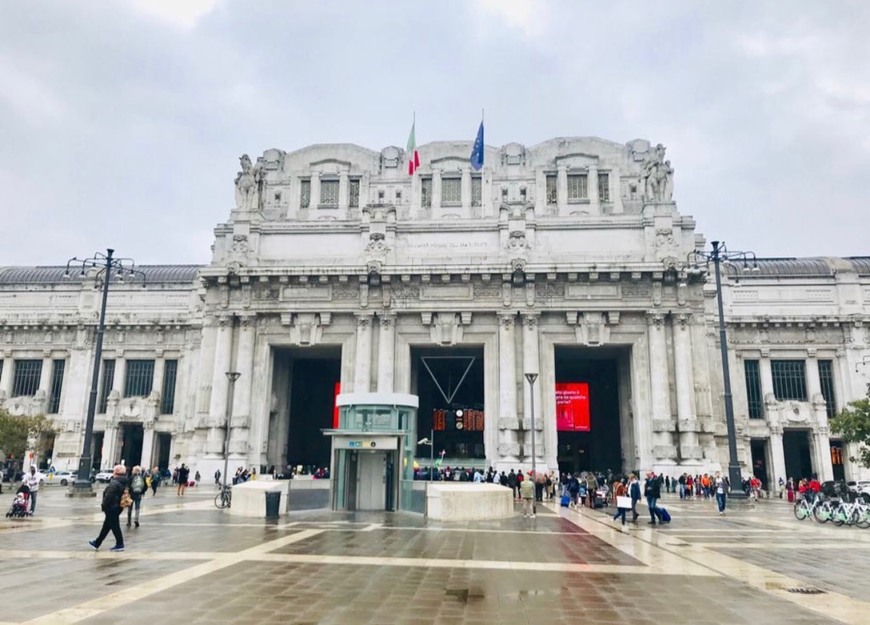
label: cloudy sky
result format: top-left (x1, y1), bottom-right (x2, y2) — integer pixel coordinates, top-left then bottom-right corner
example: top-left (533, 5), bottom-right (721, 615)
top-left (1, 1), bottom-right (868, 266)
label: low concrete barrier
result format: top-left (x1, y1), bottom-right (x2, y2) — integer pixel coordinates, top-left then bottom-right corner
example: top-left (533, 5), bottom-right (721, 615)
top-left (426, 483), bottom-right (513, 521)
top-left (229, 480), bottom-right (289, 517)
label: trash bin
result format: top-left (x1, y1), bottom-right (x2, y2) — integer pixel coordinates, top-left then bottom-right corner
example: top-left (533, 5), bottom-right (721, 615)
top-left (265, 491), bottom-right (281, 519)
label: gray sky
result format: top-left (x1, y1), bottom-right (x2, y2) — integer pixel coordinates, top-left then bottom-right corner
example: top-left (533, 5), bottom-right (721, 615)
top-left (2, 1), bottom-right (868, 266)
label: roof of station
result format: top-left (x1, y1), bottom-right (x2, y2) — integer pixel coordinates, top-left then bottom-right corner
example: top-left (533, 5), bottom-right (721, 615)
top-left (0, 265), bottom-right (203, 285)
top-left (724, 257), bottom-right (870, 277)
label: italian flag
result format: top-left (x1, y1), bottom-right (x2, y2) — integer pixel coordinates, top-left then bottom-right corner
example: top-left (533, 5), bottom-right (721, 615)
top-left (406, 121), bottom-right (420, 175)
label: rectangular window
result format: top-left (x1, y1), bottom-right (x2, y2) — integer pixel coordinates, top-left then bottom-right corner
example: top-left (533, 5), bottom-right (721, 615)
top-left (320, 179), bottom-right (339, 206)
top-left (12, 359), bottom-right (42, 397)
top-left (349, 178), bottom-right (360, 208)
top-left (98, 359), bottom-right (115, 413)
top-left (818, 359), bottom-right (837, 419)
top-left (471, 176), bottom-right (482, 207)
top-left (161, 359), bottom-right (178, 415)
top-left (442, 178), bottom-right (461, 205)
top-left (743, 360), bottom-right (763, 419)
top-left (545, 174), bottom-right (557, 204)
top-left (124, 359), bottom-right (155, 398)
top-left (48, 359), bottom-right (66, 414)
top-left (567, 174), bottom-right (588, 200)
top-left (299, 179), bottom-right (311, 208)
top-left (771, 360), bottom-right (807, 401)
top-left (421, 178), bottom-right (432, 208)
top-left (598, 173), bottom-right (610, 202)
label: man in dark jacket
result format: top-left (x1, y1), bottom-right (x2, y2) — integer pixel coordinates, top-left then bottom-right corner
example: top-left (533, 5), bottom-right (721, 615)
top-left (89, 465), bottom-right (127, 552)
top-left (644, 472), bottom-right (661, 525)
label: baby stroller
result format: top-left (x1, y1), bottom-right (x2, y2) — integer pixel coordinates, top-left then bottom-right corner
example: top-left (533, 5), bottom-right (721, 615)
top-left (6, 488), bottom-right (30, 518)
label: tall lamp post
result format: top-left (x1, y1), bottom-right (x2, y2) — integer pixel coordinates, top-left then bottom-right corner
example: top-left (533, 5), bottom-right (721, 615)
top-left (222, 371), bottom-right (241, 492)
top-left (687, 241), bottom-right (757, 498)
top-left (525, 372), bottom-right (538, 513)
top-left (65, 249), bottom-right (144, 496)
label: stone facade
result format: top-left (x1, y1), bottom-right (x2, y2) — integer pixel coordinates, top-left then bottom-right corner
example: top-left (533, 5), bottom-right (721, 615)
top-left (1, 137), bottom-right (868, 485)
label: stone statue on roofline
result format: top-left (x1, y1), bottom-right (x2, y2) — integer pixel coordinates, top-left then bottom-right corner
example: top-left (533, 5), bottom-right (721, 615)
top-left (234, 153), bottom-right (262, 211)
top-left (641, 143), bottom-right (674, 203)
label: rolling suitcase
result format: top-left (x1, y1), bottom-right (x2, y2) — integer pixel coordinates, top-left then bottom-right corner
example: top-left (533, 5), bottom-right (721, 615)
top-left (656, 507), bottom-right (671, 523)
top-left (560, 494), bottom-right (571, 508)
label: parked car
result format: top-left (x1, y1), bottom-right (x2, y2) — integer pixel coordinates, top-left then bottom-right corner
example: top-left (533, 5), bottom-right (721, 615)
top-left (46, 471), bottom-right (77, 486)
top-left (93, 471), bottom-right (114, 484)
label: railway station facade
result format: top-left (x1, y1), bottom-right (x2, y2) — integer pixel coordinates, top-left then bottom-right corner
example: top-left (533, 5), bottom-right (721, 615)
top-left (1, 136), bottom-right (868, 490)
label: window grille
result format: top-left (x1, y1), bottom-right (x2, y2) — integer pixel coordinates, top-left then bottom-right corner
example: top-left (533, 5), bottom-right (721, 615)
top-left (818, 359), bottom-right (837, 419)
top-left (124, 359), bottom-right (155, 398)
top-left (771, 360), bottom-right (807, 401)
top-left (48, 359), bottom-right (66, 414)
top-left (299, 180), bottom-right (311, 208)
top-left (161, 359), bottom-right (178, 415)
top-left (598, 173), bottom-right (610, 202)
top-left (545, 174), bottom-right (557, 204)
top-left (12, 360), bottom-right (42, 397)
top-left (442, 178), bottom-right (461, 205)
top-left (471, 176), bottom-right (482, 207)
top-left (567, 174), bottom-right (588, 200)
top-left (349, 179), bottom-right (360, 208)
top-left (421, 178), bottom-right (432, 207)
top-left (743, 360), bottom-right (763, 419)
top-left (98, 359), bottom-right (115, 413)
top-left (320, 180), bottom-right (339, 206)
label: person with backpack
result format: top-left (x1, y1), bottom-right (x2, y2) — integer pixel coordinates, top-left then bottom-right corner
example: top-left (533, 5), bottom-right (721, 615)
top-left (150, 466), bottom-right (161, 496)
top-left (126, 466), bottom-right (146, 528)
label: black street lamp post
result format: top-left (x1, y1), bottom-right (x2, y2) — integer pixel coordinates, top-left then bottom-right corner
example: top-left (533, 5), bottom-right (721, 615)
top-left (222, 371), bottom-right (241, 492)
top-left (66, 249), bottom-right (144, 496)
top-left (688, 241), bottom-right (757, 497)
top-left (525, 372), bottom-right (538, 514)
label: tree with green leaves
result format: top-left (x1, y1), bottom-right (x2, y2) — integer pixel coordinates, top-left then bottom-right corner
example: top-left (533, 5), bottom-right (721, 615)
top-left (0, 408), bottom-right (58, 464)
top-left (829, 391), bottom-right (870, 469)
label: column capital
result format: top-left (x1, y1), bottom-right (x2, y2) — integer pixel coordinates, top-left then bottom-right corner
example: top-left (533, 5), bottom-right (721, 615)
top-left (355, 312), bottom-right (374, 328)
top-left (521, 312), bottom-right (540, 329)
top-left (497, 312), bottom-right (517, 329)
top-left (378, 312), bottom-right (397, 328)
top-left (646, 311), bottom-right (665, 328)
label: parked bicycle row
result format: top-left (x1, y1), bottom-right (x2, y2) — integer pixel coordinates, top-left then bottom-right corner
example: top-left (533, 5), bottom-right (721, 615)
top-left (794, 482), bottom-right (870, 528)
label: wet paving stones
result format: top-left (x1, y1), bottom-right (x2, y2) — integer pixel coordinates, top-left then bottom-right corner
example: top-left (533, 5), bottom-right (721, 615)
top-left (1, 488), bottom-right (869, 625)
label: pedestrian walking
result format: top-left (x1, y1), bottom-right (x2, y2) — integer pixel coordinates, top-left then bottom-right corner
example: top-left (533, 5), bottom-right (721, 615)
top-left (176, 464), bottom-right (190, 496)
top-left (23, 467), bottom-right (40, 515)
top-left (628, 473), bottom-right (641, 522)
top-left (150, 466), bottom-right (161, 496)
top-left (612, 479), bottom-right (629, 527)
top-left (644, 472), bottom-right (661, 525)
top-left (520, 472), bottom-right (535, 518)
top-left (214, 469), bottom-right (221, 486)
top-left (714, 471), bottom-right (727, 515)
top-left (89, 465), bottom-right (128, 552)
top-left (126, 466), bottom-right (146, 528)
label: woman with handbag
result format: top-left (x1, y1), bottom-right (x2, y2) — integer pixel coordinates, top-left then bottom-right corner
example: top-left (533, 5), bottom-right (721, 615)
top-left (612, 478), bottom-right (630, 527)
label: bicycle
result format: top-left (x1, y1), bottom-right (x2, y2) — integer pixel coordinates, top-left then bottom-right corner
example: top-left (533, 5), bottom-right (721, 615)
top-left (214, 484), bottom-right (232, 509)
top-left (794, 495), bottom-right (820, 521)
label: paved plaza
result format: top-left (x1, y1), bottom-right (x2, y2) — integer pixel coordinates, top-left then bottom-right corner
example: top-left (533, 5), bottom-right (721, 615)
top-left (0, 485), bottom-right (868, 625)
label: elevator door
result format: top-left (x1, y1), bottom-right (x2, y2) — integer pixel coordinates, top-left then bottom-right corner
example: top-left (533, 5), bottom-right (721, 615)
top-left (357, 452), bottom-right (386, 511)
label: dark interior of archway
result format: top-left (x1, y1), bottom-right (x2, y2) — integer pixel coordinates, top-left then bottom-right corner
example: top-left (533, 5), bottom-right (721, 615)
top-left (412, 345), bottom-right (485, 463)
top-left (287, 352), bottom-right (341, 471)
top-left (555, 347), bottom-right (622, 475)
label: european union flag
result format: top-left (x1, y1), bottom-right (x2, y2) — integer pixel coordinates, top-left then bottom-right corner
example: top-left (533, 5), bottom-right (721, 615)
top-left (470, 121), bottom-right (484, 170)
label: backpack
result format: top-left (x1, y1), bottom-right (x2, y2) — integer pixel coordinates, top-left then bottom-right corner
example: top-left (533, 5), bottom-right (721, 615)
top-left (131, 475), bottom-right (145, 494)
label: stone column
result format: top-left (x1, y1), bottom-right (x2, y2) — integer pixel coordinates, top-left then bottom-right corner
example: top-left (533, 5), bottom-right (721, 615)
top-left (557, 166), bottom-right (567, 214)
top-left (376, 313), bottom-right (396, 393)
top-left (587, 165), bottom-right (599, 215)
top-left (354, 313), bottom-right (373, 393)
top-left (310, 172), bottom-right (321, 208)
top-left (461, 166), bottom-right (472, 211)
top-left (39, 356), bottom-right (53, 393)
top-left (610, 167), bottom-right (624, 213)
top-left (806, 354), bottom-right (823, 401)
top-left (759, 351), bottom-right (775, 399)
top-left (207, 316), bottom-right (235, 455)
top-left (152, 358), bottom-right (165, 408)
top-left (141, 423), bottom-right (155, 468)
top-left (647, 312), bottom-right (674, 468)
top-left (498, 313), bottom-right (519, 463)
top-left (814, 428), bottom-right (835, 481)
top-left (432, 170), bottom-right (442, 211)
top-left (0, 355), bottom-right (13, 397)
top-left (232, 316), bottom-right (256, 426)
top-left (338, 172), bottom-right (349, 210)
top-left (673, 314), bottom-right (700, 462)
top-left (769, 425), bottom-right (787, 488)
top-left (534, 169), bottom-right (546, 213)
top-left (522, 313), bottom-right (542, 465)
top-left (114, 357), bottom-right (127, 396)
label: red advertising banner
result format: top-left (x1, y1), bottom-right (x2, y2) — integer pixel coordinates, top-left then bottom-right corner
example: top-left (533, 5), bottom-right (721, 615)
top-left (333, 382), bottom-right (341, 429)
top-left (555, 382), bottom-right (590, 432)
